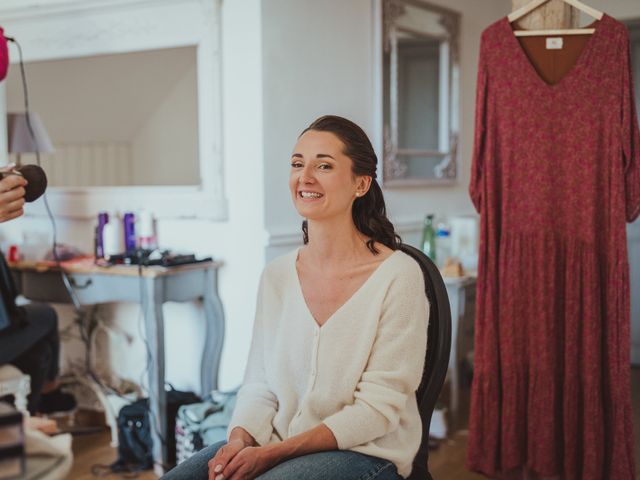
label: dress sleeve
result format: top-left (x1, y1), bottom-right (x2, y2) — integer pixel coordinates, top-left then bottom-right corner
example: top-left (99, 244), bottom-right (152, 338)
top-left (322, 264), bottom-right (428, 449)
top-left (227, 273), bottom-right (278, 446)
top-left (469, 38), bottom-right (488, 214)
top-left (621, 27), bottom-right (640, 223)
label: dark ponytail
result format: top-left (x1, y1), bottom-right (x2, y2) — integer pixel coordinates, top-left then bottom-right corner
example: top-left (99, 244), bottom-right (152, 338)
top-left (300, 115), bottom-right (401, 254)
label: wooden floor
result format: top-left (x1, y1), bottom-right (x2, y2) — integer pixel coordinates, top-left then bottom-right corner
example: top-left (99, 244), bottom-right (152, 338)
top-left (68, 430), bottom-right (157, 480)
top-left (69, 368), bottom-right (640, 479)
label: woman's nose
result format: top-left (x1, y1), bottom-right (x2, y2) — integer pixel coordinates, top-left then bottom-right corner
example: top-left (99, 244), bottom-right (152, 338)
top-left (299, 166), bottom-right (315, 183)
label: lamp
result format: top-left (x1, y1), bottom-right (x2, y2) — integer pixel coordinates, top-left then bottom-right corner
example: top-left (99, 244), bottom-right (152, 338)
top-left (6, 112), bottom-right (54, 166)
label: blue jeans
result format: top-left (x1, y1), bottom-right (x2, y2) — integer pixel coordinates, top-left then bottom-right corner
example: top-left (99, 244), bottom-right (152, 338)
top-left (162, 440), bottom-right (402, 480)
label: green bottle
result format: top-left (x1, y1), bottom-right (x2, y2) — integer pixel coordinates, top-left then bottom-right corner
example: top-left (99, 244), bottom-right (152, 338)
top-left (421, 214), bottom-right (437, 262)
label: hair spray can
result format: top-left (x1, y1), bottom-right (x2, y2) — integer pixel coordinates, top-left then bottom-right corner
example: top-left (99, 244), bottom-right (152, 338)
top-left (95, 212), bottom-right (109, 259)
top-left (123, 212), bottom-right (136, 253)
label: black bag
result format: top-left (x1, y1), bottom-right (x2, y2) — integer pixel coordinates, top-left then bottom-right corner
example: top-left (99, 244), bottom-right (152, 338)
top-left (97, 387), bottom-right (201, 475)
top-left (111, 398), bottom-right (153, 473)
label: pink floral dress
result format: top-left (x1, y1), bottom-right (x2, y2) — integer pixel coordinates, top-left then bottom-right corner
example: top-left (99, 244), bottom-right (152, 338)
top-left (467, 14), bottom-right (639, 480)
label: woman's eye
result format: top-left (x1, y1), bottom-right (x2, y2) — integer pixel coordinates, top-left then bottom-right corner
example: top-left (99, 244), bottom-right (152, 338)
top-left (291, 162), bottom-right (303, 168)
top-left (318, 164), bottom-right (332, 170)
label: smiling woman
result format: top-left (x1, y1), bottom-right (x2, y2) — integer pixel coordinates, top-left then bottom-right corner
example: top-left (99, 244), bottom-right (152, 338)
top-left (293, 115), bottom-right (401, 254)
top-left (162, 116), bottom-right (429, 480)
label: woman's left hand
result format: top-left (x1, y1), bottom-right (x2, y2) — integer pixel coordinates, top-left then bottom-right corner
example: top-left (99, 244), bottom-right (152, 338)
top-left (218, 446), bottom-right (279, 480)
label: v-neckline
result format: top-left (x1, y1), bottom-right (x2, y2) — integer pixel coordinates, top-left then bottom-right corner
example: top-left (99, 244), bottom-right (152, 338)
top-left (504, 13), bottom-right (608, 90)
top-left (293, 248), bottom-right (400, 329)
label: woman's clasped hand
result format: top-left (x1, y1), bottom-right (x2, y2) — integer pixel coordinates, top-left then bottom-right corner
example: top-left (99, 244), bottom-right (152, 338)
top-left (207, 440), bottom-right (277, 480)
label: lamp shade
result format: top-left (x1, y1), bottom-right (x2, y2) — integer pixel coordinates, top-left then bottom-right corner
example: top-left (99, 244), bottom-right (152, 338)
top-left (7, 112), bottom-right (54, 154)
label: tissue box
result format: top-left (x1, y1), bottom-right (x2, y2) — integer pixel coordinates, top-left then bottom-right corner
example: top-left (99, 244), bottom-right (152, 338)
top-left (0, 402), bottom-right (24, 479)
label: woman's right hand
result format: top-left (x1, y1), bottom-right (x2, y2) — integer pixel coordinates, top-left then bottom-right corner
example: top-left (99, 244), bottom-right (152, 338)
top-left (208, 439), bottom-right (247, 480)
top-left (0, 170), bottom-right (27, 223)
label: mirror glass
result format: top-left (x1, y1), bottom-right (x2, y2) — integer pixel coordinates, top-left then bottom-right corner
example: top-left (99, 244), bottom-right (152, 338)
top-left (5, 46), bottom-right (199, 187)
top-left (382, 0), bottom-right (460, 186)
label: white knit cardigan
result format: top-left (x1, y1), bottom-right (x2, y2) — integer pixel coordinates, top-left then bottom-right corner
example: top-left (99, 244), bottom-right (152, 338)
top-left (227, 248), bottom-right (429, 478)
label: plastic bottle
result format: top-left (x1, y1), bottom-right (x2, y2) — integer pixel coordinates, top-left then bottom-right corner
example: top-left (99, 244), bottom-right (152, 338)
top-left (103, 212), bottom-right (124, 259)
top-left (123, 212), bottom-right (136, 253)
top-left (420, 214), bottom-right (437, 263)
top-left (436, 224), bottom-right (452, 268)
top-left (137, 209), bottom-right (157, 250)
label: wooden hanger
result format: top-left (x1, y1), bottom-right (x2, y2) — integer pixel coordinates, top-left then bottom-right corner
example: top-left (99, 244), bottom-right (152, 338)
top-left (508, 0), bottom-right (603, 37)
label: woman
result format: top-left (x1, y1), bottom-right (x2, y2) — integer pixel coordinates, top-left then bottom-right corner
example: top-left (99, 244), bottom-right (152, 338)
top-left (163, 115), bottom-right (428, 480)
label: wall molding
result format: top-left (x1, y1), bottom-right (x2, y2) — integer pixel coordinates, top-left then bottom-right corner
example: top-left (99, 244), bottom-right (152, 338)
top-left (266, 215), bottom-right (424, 248)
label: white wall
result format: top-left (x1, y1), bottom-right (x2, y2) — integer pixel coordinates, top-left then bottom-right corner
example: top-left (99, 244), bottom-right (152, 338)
top-left (131, 63), bottom-right (199, 186)
top-left (579, 0), bottom-right (639, 20)
top-left (261, 0), bottom-right (511, 260)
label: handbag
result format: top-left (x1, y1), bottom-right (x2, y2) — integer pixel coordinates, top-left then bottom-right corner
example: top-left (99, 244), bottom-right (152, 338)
top-left (93, 387), bottom-right (201, 475)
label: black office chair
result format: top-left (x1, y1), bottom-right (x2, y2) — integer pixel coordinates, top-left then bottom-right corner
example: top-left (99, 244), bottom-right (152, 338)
top-left (400, 244), bottom-right (452, 480)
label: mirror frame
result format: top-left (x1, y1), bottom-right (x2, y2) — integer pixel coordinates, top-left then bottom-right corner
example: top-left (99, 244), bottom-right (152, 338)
top-left (378, 0), bottom-right (460, 187)
top-left (0, 0), bottom-right (226, 220)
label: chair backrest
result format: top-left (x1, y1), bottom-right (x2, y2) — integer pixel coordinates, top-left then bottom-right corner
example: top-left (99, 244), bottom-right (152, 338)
top-left (400, 244), bottom-right (452, 480)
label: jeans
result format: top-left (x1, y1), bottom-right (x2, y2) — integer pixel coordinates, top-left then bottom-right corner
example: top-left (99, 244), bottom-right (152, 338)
top-left (162, 440), bottom-right (402, 480)
top-left (0, 303), bottom-right (60, 413)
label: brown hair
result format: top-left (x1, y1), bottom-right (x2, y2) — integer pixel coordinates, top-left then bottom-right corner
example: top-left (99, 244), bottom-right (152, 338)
top-left (299, 115), bottom-right (401, 254)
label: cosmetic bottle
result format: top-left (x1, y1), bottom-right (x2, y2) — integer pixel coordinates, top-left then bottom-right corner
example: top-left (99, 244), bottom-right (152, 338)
top-left (123, 212), bottom-right (136, 253)
top-left (103, 212), bottom-right (124, 259)
top-left (94, 212), bottom-right (109, 259)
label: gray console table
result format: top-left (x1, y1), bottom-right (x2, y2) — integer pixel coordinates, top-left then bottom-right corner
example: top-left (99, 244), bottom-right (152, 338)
top-left (10, 260), bottom-right (225, 475)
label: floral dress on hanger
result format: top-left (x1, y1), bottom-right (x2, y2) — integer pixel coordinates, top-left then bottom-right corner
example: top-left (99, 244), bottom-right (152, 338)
top-left (467, 14), bottom-right (639, 480)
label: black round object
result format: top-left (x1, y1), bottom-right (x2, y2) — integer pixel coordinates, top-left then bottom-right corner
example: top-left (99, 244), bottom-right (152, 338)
top-left (18, 164), bottom-right (48, 202)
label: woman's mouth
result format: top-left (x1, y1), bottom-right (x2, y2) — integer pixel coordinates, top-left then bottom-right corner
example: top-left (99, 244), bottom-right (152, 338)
top-left (299, 191), bottom-right (324, 199)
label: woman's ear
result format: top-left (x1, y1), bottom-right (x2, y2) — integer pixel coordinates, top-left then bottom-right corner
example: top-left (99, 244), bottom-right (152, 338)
top-left (356, 176), bottom-right (373, 196)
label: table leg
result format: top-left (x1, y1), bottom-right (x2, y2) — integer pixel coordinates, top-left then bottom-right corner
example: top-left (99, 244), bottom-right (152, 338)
top-left (142, 277), bottom-right (168, 476)
top-left (201, 266), bottom-right (225, 396)
top-left (446, 284), bottom-right (460, 432)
